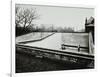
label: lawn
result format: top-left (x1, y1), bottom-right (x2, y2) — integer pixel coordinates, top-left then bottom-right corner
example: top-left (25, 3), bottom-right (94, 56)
top-left (16, 32), bottom-right (53, 43)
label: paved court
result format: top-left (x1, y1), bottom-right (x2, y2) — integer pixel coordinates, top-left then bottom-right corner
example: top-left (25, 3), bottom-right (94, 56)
top-left (24, 33), bottom-right (89, 54)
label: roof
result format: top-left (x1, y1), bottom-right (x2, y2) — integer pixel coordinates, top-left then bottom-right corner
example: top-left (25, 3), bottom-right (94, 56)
top-left (85, 17), bottom-right (94, 27)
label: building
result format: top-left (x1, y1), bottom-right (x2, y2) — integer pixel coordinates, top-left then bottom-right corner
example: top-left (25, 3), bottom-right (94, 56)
top-left (85, 17), bottom-right (94, 43)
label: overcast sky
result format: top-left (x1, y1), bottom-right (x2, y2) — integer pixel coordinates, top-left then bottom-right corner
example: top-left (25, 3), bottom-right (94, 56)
top-left (16, 4), bottom-right (94, 31)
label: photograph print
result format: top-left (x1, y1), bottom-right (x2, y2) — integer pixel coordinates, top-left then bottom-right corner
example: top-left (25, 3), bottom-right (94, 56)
top-left (15, 4), bottom-right (94, 73)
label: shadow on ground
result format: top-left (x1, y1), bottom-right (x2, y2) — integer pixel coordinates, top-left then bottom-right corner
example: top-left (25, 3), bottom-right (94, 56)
top-left (16, 50), bottom-right (93, 73)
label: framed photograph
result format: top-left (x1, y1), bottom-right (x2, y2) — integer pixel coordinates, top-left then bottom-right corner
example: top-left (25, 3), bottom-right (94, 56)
top-left (11, 0), bottom-right (95, 77)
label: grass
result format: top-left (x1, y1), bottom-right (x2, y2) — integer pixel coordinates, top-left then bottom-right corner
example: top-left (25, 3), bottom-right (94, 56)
top-left (16, 32), bottom-right (53, 43)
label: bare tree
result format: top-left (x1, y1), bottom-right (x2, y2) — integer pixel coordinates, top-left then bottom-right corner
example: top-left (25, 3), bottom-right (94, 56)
top-left (15, 6), bottom-right (39, 31)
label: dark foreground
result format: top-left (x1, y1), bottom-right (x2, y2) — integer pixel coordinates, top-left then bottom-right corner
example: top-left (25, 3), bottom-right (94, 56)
top-left (16, 51), bottom-right (93, 73)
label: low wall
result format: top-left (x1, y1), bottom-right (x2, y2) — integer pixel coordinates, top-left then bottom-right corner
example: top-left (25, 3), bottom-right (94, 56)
top-left (16, 44), bottom-right (94, 68)
top-left (89, 32), bottom-right (94, 54)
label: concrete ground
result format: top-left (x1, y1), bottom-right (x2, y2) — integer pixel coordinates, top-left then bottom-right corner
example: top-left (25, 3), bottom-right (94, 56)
top-left (24, 33), bottom-right (89, 54)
